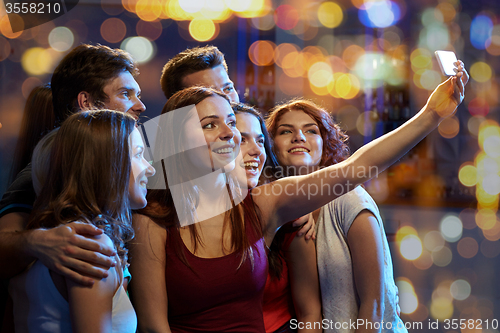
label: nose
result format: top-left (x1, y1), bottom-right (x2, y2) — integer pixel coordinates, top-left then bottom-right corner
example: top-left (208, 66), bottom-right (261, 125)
top-left (247, 140), bottom-right (262, 157)
top-left (145, 161), bottom-right (156, 177)
top-left (292, 130), bottom-right (306, 143)
top-left (133, 97), bottom-right (146, 113)
top-left (219, 123), bottom-right (234, 141)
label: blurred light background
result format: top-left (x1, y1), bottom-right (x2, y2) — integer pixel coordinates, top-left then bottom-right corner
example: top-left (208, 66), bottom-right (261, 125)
top-left (1, 0), bottom-right (499, 330)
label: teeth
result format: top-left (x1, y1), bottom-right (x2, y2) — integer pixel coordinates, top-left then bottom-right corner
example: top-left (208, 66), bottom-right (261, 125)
top-left (290, 148), bottom-right (308, 153)
top-left (244, 162), bottom-right (259, 168)
top-left (214, 147), bottom-right (234, 154)
top-left (139, 181), bottom-right (147, 188)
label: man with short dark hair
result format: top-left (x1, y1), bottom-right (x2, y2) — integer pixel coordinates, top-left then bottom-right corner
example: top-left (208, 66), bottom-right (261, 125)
top-left (160, 45), bottom-right (239, 103)
top-left (0, 44), bottom-right (145, 326)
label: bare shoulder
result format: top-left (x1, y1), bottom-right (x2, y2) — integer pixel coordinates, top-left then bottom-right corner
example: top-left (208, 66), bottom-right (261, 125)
top-left (132, 214), bottom-right (167, 240)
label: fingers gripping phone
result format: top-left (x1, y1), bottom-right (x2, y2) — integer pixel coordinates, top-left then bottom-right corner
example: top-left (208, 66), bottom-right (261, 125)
top-left (435, 50), bottom-right (458, 76)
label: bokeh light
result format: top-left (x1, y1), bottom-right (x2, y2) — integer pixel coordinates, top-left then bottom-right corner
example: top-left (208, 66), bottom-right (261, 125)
top-left (251, 14), bottom-right (275, 31)
top-left (475, 209), bottom-right (497, 230)
top-left (431, 246), bottom-right (452, 267)
top-left (317, 2), bottom-right (343, 29)
top-left (21, 47), bottom-right (53, 76)
top-left (136, 20), bottom-right (163, 41)
top-left (400, 234), bottom-right (423, 260)
top-left (274, 5), bottom-right (299, 30)
top-left (467, 116), bottom-right (484, 136)
top-left (470, 61), bottom-right (493, 83)
top-left (48, 27), bottom-right (74, 52)
top-left (0, 37), bottom-right (11, 61)
top-left (420, 69), bottom-right (441, 91)
top-left (436, 2), bottom-right (457, 23)
top-left (249, 40), bottom-right (275, 66)
top-left (450, 279), bottom-right (471, 300)
top-left (470, 14), bottom-right (493, 50)
top-left (100, 18), bottom-right (127, 44)
top-left (343, 44), bottom-right (365, 70)
top-left (430, 296), bottom-right (454, 320)
top-left (483, 135), bottom-right (500, 158)
top-left (120, 36), bottom-right (155, 63)
top-left (457, 237), bottom-right (478, 259)
top-left (440, 214), bottom-right (463, 242)
top-left (458, 164), bottom-right (477, 187)
top-left (21, 77), bottom-right (43, 99)
top-left (396, 278), bottom-right (418, 314)
top-left (478, 120), bottom-right (500, 150)
top-left (358, 0), bottom-right (401, 28)
top-left (0, 14), bottom-right (23, 39)
top-left (483, 174), bottom-right (500, 195)
top-left (424, 231), bottom-right (445, 252)
top-left (189, 18), bottom-right (217, 41)
top-left (274, 43), bottom-right (299, 68)
top-left (468, 97), bottom-right (490, 117)
top-left (419, 22), bottom-right (449, 51)
top-left (354, 52), bottom-right (391, 88)
top-left (438, 115), bottom-right (460, 139)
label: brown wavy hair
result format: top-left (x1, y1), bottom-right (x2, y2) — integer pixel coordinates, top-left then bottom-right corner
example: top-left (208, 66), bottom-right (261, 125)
top-left (265, 98), bottom-right (350, 280)
top-left (138, 86), bottom-right (262, 269)
top-left (27, 110), bottom-right (136, 265)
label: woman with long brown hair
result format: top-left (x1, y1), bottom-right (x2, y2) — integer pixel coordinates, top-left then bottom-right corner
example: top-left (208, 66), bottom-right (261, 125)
top-left (9, 110), bottom-right (155, 333)
top-left (129, 62), bottom-right (466, 332)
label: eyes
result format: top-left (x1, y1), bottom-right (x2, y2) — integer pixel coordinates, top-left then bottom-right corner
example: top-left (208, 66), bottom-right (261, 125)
top-left (202, 118), bottom-right (237, 130)
top-left (223, 84), bottom-right (235, 94)
top-left (241, 137), bottom-right (265, 146)
top-left (278, 129), bottom-right (318, 135)
top-left (121, 90), bottom-right (141, 101)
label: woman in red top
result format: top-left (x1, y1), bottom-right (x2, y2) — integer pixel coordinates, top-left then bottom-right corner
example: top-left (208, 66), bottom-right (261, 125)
top-left (232, 103), bottom-right (322, 333)
top-left (129, 71), bottom-right (466, 332)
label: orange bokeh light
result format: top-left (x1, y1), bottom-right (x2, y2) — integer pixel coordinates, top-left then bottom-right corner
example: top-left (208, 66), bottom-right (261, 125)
top-left (101, 18), bottom-right (127, 44)
top-left (249, 40), bottom-right (276, 66)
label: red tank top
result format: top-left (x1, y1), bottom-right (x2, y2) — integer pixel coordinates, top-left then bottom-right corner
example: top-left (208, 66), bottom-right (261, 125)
top-left (262, 230), bottom-right (297, 332)
top-left (165, 216), bottom-right (268, 332)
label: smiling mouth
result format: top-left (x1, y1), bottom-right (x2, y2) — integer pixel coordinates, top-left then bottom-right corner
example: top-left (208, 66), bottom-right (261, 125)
top-left (242, 161), bottom-right (259, 171)
top-left (289, 148), bottom-right (309, 153)
top-left (213, 147), bottom-right (234, 154)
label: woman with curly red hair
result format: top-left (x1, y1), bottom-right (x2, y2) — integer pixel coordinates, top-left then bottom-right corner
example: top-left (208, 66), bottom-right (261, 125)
top-left (267, 99), bottom-right (405, 333)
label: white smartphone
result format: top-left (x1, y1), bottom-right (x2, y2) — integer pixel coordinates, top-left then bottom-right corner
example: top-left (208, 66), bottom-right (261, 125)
top-left (435, 50), bottom-right (458, 76)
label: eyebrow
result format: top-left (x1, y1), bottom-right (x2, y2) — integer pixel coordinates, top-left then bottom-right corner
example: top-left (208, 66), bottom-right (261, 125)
top-left (119, 86), bottom-right (141, 96)
top-left (240, 132), bottom-right (264, 139)
top-left (200, 113), bottom-right (235, 122)
top-left (277, 123), bottom-right (318, 129)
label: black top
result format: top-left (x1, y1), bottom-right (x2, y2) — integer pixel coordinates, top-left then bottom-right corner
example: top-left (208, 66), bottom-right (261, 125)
top-left (0, 164), bottom-right (36, 219)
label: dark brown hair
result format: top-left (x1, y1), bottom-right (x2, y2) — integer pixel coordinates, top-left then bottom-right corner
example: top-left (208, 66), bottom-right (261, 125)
top-left (51, 44), bottom-right (138, 126)
top-left (27, 110), bottom-right (136, 265)
top-left (138, 86), bottom-right (262, 269)
top-left (10, 83), bottom-right (54, 183)
top-left (160, 46), bottom-right (228, 100)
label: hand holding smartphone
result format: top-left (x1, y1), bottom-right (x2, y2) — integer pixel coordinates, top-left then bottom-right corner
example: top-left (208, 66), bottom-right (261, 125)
top-left (435, 50), bottom-right (459, 76)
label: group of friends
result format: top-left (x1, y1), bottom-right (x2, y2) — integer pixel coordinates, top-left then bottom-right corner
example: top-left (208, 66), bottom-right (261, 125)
top-left (0, 43), bottom-right (468, 333)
